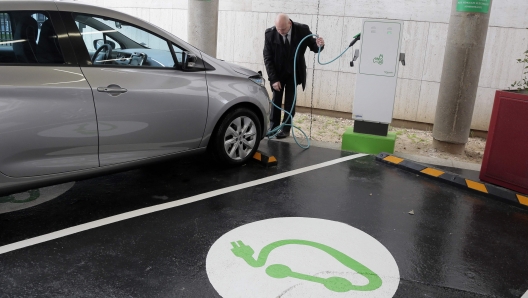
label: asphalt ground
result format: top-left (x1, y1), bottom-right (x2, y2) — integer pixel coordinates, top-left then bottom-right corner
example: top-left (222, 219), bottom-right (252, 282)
top-left (0, 140), bottom-right (527, 297)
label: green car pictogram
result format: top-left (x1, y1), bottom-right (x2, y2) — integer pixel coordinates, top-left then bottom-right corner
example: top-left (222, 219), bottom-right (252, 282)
top-left (230, 239), bottom-right (382, 293)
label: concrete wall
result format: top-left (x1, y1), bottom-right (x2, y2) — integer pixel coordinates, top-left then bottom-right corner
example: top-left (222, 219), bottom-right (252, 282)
top-left (87, 0), bottom-right (528, 131)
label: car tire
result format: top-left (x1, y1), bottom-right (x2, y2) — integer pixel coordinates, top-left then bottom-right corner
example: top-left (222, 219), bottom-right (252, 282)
top-left (210, 108), bottom-right (262, 166)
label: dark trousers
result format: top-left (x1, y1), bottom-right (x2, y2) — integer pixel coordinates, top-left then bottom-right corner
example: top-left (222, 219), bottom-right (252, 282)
top-left (270, 74), bottom-right (297, 132)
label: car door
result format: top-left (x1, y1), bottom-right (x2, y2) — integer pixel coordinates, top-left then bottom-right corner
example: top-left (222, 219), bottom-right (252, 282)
top-left (0, 8), bottom-right (98, 177)
top-left (61, 12), bottom-right (209, 166)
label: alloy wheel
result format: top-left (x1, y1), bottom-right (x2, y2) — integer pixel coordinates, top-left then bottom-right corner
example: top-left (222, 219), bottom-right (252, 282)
top-left (223, 116), bottom-right (257, 160)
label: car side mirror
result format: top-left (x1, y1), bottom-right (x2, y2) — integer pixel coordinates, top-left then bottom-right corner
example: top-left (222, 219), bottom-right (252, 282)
top-left (94, 39), bottom-right (104, 50)
top-left (181, 52), bottom-right (197, 70)
top-left (93, 39), bottom-right (116, 50)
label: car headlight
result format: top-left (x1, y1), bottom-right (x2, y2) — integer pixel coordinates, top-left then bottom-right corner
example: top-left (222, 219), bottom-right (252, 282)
top-left (249, 76), bottom-right (265, 87)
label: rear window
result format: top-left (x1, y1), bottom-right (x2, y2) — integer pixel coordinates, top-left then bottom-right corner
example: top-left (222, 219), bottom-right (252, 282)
top-left (0, 11), bottom-right (65, 64)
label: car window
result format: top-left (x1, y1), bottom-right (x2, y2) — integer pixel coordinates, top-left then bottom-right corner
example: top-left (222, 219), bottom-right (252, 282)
top-left (76, 23), bottom-right (121, 51)
top-left (172, 44), bottom-right (184, 66)
top-left (0, 11), bottom-right (65, 64)
top-left (74, 13), bottom-right (175, 68)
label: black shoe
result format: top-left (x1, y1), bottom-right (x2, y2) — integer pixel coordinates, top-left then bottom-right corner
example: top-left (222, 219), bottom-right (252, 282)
top-left (276, 130), bottom-right (290, 139)
top-left (267, 129), bottom-right (277, 138)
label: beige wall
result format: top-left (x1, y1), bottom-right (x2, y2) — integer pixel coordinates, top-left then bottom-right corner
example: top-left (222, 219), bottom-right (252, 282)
top-left (87, 0), bottom-right (528, 131)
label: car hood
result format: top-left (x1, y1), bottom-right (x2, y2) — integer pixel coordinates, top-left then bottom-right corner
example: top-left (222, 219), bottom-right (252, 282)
top-left (226, 62), bottom-right (259, 77)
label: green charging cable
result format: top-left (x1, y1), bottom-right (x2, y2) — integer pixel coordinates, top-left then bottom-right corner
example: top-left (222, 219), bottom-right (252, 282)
top-left (267, 33), bottom-right (361, 149)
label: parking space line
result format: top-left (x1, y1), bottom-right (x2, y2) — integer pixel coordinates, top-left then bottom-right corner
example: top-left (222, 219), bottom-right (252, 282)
top-left (522, 289), bottom-right (528, 298)
top-left (0, 153), bottom-right (368, 255)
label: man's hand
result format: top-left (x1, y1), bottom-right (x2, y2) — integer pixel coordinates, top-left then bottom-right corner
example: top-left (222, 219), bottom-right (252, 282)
top-left (316, 37), bottom-right (325, 47)
top-left (272, 81), bottom-right (282, 91)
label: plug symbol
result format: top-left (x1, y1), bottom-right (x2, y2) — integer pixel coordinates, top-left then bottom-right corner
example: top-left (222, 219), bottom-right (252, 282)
top-left (230, 239), bottom-right (382, 293)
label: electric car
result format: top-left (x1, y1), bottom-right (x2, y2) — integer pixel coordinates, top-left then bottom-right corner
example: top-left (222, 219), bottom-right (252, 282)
top-left (0, 0), bottom-right (270, 195)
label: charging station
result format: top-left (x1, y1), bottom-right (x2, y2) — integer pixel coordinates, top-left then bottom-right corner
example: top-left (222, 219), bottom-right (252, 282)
top-left (342, 19), bottom-right (405, 154)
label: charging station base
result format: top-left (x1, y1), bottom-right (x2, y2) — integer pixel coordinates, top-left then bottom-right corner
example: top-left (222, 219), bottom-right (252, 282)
top-left (341, 127), bottom-right (396, 155)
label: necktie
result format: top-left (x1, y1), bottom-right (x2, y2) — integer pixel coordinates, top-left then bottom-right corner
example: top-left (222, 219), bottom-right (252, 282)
top-left (284, 34), bottom-right (290, 53)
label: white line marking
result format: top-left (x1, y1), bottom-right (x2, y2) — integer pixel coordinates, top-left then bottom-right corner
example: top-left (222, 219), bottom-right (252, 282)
top-left (0, 154), bottom-right (368, 255)
top-left (522, 289), bottom-right (528, 298)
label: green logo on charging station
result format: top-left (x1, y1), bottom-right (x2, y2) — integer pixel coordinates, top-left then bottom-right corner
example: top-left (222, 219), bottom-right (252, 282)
top-left (373, 54), bottom-right (384, 65)
top-left (231, 239), bottom-right (382, 293)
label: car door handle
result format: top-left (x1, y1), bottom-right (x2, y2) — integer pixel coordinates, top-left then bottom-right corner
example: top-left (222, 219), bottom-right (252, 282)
top-left (97, 85), bottom-right (127, 96)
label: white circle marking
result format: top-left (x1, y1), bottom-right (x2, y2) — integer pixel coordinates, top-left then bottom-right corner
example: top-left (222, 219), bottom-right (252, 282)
top-left (206, 217), bottom-right (400, 297)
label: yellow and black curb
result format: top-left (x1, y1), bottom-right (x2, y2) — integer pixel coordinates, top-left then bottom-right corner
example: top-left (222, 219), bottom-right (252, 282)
top-left (252, 150), bottom-right (278, 167)
top-left (376, 152), bottom-right (528, 209)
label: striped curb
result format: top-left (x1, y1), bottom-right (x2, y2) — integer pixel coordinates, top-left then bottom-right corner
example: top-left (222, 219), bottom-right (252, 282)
top-left (376, 152), bottom-right (528, 209)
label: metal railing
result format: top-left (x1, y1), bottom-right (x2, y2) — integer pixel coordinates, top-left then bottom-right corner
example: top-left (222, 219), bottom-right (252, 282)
top-left (0, 13), bottom-right (12, 46)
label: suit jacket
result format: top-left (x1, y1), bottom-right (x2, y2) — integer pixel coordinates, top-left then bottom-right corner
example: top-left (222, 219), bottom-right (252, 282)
top-left (263, 20), bottom-right (324, 90)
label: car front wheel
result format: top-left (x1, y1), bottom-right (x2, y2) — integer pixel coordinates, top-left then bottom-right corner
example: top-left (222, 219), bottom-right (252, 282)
top-left (210, 108), bottom-right (262, 165)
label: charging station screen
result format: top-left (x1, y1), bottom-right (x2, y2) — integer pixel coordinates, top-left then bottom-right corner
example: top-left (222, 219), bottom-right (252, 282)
top-left (359, 21), bottom-right (402, 78)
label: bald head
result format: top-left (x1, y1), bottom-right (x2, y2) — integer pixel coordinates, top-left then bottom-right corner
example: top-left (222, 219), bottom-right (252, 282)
top-left (275, 13), bottom-right (292, 36)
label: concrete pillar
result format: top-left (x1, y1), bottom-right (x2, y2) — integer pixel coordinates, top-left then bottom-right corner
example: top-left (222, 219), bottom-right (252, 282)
top-left (432, 0), bottom-right (493, 154)
top-left (187, 0), bottom-right (219, 57)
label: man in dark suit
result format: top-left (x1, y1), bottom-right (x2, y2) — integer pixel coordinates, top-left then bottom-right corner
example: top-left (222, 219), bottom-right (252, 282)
top-left (263, 13), bottom-right (325, 139)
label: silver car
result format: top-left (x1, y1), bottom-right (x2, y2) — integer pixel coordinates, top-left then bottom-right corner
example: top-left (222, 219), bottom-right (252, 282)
top-left (0, 0), bottom-right (270, 195)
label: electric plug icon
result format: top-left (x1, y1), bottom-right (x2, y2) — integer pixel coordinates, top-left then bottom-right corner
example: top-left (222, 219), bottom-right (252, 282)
top-left (231, 240), bottom-right (254, 257)
top-left (231, 241), bottom-right (259, 267)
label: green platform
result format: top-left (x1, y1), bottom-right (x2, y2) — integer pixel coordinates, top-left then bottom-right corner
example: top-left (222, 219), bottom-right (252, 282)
top-left (341, 127), bottom-right (396, 155)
